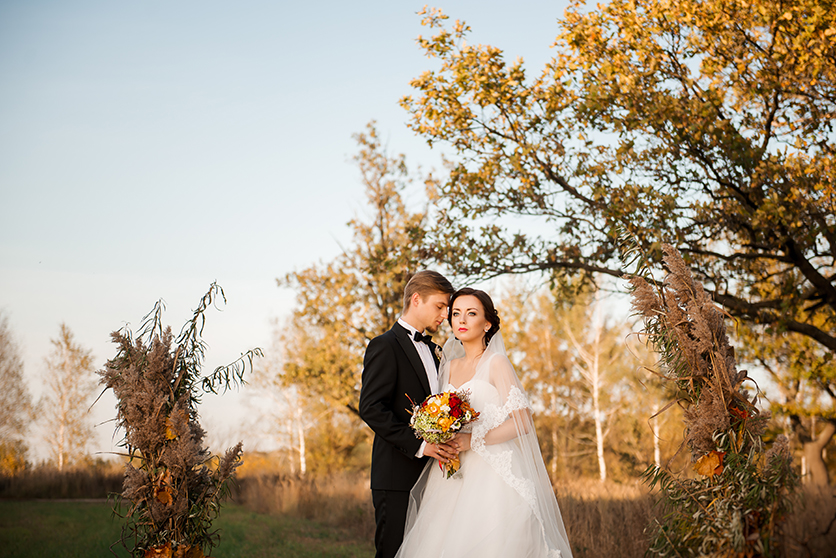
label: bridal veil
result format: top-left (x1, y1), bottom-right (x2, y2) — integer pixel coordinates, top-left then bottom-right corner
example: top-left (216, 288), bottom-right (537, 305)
top-left (403, 332), bottom-right (573, 557)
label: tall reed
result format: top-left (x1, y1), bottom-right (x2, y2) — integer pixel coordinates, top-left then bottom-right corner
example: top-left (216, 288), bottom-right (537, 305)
top-left (99, 283), bottom-right (261, 558)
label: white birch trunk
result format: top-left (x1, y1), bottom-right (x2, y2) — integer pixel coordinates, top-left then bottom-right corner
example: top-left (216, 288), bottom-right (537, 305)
top-left (286, 418), bottom-right (296, 475)
top-left (591, 343), bottom-right (607, 482)
top-left (565, 293), bottom-right (608, 483)
top-left (296, 405), bottom-right (306, 476)
top-left (652, 404), bottom-right (661, 468)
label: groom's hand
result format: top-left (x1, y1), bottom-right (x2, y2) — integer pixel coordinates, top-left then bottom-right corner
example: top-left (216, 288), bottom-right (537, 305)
top-left (424, 442), bottom-right (458, 463)
top-left (451, 432), bottom-right (471, 452)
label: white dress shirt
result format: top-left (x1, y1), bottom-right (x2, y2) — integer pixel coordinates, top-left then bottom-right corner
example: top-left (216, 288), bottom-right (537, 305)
top-left (397, 318), bottom-right (439, 395)
top-left (398, 318), bottom-right (439, 458)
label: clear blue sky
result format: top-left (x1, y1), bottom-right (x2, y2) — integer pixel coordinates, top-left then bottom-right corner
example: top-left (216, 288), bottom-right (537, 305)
top-left (0, 0), bottom-right (570, 458)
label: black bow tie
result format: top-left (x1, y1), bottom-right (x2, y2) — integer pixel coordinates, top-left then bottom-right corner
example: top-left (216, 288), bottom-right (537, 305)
top-left (413, 331), bottom-right (433, 345)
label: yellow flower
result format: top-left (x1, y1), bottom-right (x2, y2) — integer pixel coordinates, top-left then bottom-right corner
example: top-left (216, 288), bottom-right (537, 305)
top-left (438, 416), bottom-right (454, 431)
top-left (425, 403), bottom-right (440, 416)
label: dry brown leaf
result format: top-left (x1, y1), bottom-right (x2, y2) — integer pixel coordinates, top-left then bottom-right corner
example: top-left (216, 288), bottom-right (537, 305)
top-left (694, 450), bottom-right (725, 478)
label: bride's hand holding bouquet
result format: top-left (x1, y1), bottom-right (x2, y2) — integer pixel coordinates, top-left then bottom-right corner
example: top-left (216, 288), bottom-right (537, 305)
top-left (409, 390), bottom-right (480, 478)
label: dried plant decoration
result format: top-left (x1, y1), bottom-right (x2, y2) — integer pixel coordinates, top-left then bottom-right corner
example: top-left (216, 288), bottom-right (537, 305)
top-left (98, 283), bottom-right (262, 558)
top-left (620, 238), bottom-right (798, 557)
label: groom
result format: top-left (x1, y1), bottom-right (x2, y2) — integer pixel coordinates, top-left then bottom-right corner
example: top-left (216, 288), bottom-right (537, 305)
top-left (359, 270), bottom-right (457, 558)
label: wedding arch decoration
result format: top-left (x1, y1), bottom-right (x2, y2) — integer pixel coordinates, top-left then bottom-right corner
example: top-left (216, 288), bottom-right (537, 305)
top-left (98, 283), bottom-right (261, 558)
top-left (625, 242), bottom-right (799, 556)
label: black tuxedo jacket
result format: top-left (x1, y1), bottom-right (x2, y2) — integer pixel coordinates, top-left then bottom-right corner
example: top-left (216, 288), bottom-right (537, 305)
top-left (359, 322), bottom-right (440, 491)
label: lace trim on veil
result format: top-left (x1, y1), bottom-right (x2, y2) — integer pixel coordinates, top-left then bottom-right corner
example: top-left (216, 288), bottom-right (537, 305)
top-left (470, 385), bottom-right (538, 510)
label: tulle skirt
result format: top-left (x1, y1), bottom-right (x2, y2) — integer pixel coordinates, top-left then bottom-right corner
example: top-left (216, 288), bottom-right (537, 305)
top-left (395, 447), bottom-right (559, 558)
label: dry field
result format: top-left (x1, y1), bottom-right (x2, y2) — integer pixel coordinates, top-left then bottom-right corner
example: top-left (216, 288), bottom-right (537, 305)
top-left (2, 467), bottom-right (834, 556)
top-left (233, 472), bottom-right (836, 557)
top-left (233, 473), bottom-right (656, 557)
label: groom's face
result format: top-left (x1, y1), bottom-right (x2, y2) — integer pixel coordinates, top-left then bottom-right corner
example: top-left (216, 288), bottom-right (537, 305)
top-left (412, 291), bottom-right (450, 334)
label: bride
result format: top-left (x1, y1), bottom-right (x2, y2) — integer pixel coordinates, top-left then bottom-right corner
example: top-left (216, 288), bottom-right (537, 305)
top-left (395, 288), bottom-right (573, 558)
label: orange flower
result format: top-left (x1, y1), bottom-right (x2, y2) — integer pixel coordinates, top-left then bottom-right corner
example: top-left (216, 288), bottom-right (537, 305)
top-left (444, 456), bottom-right (461, 478)
top-left (144, 542), bottom-right (172, 558)
top-left (694, 450), bottom-right (725, 478)
top-left (729, 406), bottom-right (749, 421)
top-left (425, 402), bottom-right (440, 416)
top-left (164, 417), bottom-right (178, 440)
top-left (438, 416), bottom-right (454, 431)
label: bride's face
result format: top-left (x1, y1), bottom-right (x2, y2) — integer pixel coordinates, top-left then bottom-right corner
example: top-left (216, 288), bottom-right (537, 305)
top-left (450, 295), bottom-right (490, 344)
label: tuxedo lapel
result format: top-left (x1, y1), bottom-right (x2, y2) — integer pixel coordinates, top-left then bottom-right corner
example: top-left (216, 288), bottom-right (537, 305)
top-left (393, 323), bottom-right (432, 396)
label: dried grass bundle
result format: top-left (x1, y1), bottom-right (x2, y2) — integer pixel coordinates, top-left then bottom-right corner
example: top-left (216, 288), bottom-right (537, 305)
top-left (99, 283), bottom-right (260, 558)
top-left (630, 245), bottom-right (767, 461)
top-left (625, 242), bottom-right (799, 557)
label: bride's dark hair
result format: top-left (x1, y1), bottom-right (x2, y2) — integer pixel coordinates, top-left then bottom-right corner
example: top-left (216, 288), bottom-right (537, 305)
top-left (447, 288), bottom-right (501, 348)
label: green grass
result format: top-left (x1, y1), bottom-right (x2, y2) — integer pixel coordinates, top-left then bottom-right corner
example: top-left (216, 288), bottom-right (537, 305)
top-left (0, 500), bottom-right (374, 558)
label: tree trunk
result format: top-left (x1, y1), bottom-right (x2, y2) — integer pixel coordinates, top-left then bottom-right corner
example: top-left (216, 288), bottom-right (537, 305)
top-left (591, 321), bottom-right (607, 482)
top-left (593, 379), bottom-right (606, 482)
top-left (652, 403), bottom-right (661, 469)
top-left (296, 406), bottom-right (306, 476)
top-left (564, 294), bottom-right (608, 482)
top-left (802, 421), bottom-right (836, 486)
top-left (286, 418), bottom-right (296, 475)
top-left (57, 422), bottom-right (65, 472)
top-left (551, 428), bottom-right (558, 478)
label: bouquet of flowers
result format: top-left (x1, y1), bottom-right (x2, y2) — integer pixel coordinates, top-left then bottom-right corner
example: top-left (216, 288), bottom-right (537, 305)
top-left (410, 391), bottom-right (480, 478)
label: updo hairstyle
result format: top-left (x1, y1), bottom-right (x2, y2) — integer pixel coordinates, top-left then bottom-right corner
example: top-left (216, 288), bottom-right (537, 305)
top-left (447, 287), bottom-right (501, 348)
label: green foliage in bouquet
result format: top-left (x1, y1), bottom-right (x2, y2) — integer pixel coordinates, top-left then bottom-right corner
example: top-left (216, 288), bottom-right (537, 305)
top-left (98, 283), bottom-right (261, 558)
top-left (624, 242), bottom-right (799, 557)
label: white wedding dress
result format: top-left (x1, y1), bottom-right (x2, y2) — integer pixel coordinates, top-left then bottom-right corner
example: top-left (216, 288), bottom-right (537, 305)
top-left (395, 334), bottom-right (573, 558)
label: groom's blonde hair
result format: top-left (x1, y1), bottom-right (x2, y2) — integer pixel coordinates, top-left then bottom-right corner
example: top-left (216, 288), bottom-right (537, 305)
top-left (403, 270), bottom-right (454, 311)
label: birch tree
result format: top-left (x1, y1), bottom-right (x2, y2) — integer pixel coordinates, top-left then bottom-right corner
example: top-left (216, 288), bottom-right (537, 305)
top-left (502, 287), bottom-right (578, 478)
top-left (503, 284), bottom-right (649, 480)
top-left (736, 318), bottom-right (836, 484)
top-left (563, 291), bottom-right (628, 482)
top-left (41, 323), bottom-right (96, 470)
top-left (250, 348), bottom-right (317, 476)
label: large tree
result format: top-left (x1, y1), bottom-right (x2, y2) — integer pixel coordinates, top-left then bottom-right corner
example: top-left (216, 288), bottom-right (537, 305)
top-left (41, 323), bottom-right (96, 470)
top-left (279, 122), bottom-right (432, 416)
top-left (736, 316), bottom-right (836, 483)
top-left (404, 1), bottom-right (834, 358)
top-left (0, 312), bottom-right (33, 474)
top-left (402, 1), bottom-right (835, 472)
